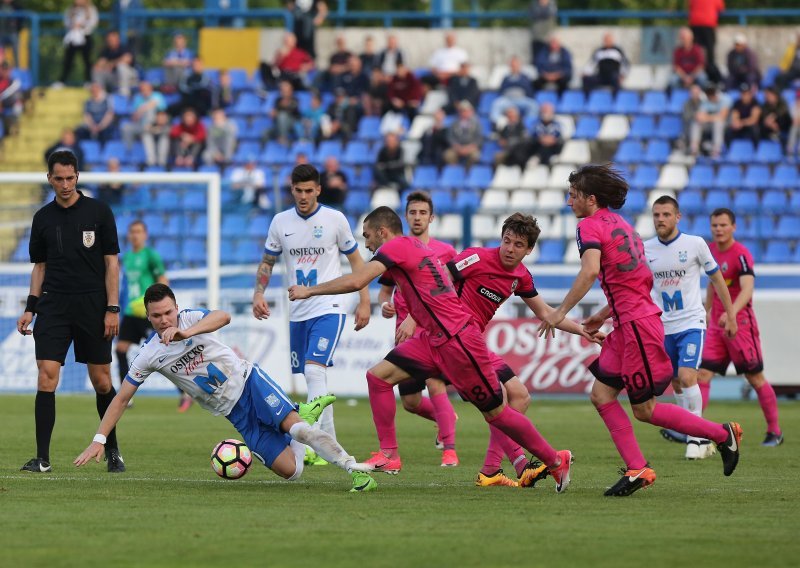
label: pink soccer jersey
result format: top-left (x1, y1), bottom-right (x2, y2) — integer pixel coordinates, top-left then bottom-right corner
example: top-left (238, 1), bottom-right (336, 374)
top-left (708, 240), bottom-right (756, 324)
top-left (575, 208), bottom-right (661, 326)
top-left (446, 246), bottom-right (537, 332)
top-left (373, 236), bottom-right (470, 345)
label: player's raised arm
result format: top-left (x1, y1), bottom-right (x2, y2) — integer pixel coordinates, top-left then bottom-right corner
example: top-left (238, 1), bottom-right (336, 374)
top-left (161, 310), bottom-right (232, 345)
top-left (289, 259), bottom-right (387, 301)
top-left (345, 249), bottom-right (372, 331)
top-left (252, 252), bottom-right (277, 320)
top-left (74, 380), bottom-right (139, 467)
top-left (539, 248), bottom-right (601, 336)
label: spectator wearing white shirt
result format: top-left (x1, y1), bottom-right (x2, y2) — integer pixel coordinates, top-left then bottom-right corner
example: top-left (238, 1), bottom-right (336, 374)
top-left (203, 108), bottom-right (238, 167)
top-left (428, 32), bottom-right (468, 86)
top-left (230, 156), bottom-right (269, 208)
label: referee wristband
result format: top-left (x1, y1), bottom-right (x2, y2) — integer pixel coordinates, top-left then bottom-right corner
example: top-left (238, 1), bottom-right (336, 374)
top-left (25, 295), bottom-right (38, 314)
top-left (93, 434), bottom-right (107, 445)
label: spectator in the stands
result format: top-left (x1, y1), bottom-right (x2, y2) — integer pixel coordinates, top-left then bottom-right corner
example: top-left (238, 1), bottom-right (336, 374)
top-left (162, 32), bottom-right (193, 91)
top-left (725, 34), bottom-right (761, 91)
top-left (688, 0), bottom-right (724, 84)
top-left (727, 82), bottom-right (761, 145)
top-left (174, 57), bottom-right (213, 116)
top-left (443, 100), bottom-right (482, 167)
top-left (360, 35), bottom-right (380, 75)
top-left (671, 27), bottom-right (707, 90)
top-left (96, 157), bottom-right (125, 205)
top-left (169, 107), bottom-right (206, 169)
top-left (269, 79), bottom-right (301, 144)
top-left (387, 62), bottom-right (423, 120)
top-left (262, 31), bottom-right (313, 92)
top-left (582, 32), bottom-right (629, 94)
top-left (288, 0), bottom-right (327, 60)
top-left (0, 0), bottom-right (22, 67)
top-left (324, 86), bottom-right (361, 142)
top-left (203, 108), bottom-right (237, 167)
top-left (44, 128), bottom-right (84, 168)
top-left (680, 83), bottom-right (706, 151)
top-left (319, 156), bottom-right (348, 208)
top-left (297, 90), bottom-right (326, 141)
top-left (76, 82), bottom-right (115, 143)
top-left (428, 32), bottom-right (468, 87)
top-left (418, 108), bottom-right (449, 166)
top-left (363, 67), bottom-right (388, 116)
top-left (340, 54), bottom-right (370, 100)
top-left (230, 155), bottom-right (269, 209)
top-left (776, 31), bottom-right (800, 91)
top-left (529, 101), bottom-right (563, 165)
top-left (379, 34), bottom-right (405, 77)
top-left (787, 95), bottom-right (800, 157)
top-left (494, 106), bottom-right (530, 168)
top-left (0, 60), bottom-right (22, 132)
top-left (759, 86), bottom-right (792, 145)
top-left (214, 69), bottom-right (234, 109)
top-left (533, 34), bottom-right (572, 95)
top-left (445, 61), bottom-right (480, 115)
top-left (122, 81), bottom-right (166, 149)
top-left (56, 0), bottom-right (98, 87)
top-left (142, 110), bottom-right (171, 167)
top-left (374, 132), bottom-right (408, 191)
top-left (322, 35), bottom-right (353, 92)
top-left (529, 0), bottom-right (558, 63)
top-left (689, 83), bottom-right (731, 158)
top-left (92, 30), bottom-right (137, 96)
top-left (490, 55), bottom-right (539, 124)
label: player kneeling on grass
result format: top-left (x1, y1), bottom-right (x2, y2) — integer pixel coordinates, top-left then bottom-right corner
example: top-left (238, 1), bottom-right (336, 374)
top-left (74, 283), bottom-right (377, 493)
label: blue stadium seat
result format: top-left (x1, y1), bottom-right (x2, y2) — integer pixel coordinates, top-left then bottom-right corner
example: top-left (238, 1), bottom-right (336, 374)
top-left (314, 140), bottom-right (343, 163)
top-left (573, 116), bottom-right (601, 139)
top-left (142, 212), bottom-right (167, 237)
top-left (233, 238), bottom-right (262, 264)
top-left (772, 164), bottom-right (799, 190)
top-left (687, 215), bottom-right (712, 239)
top-left (738, 239), bottom-right (763, 258)
top-left (246, 214), bottom-right (272, 238)
top-left (11, 237), bottom-right (28, 262)
top-left (122, 185), bottom-right (150, 208)
top-left (153, 238), bottom-right (180, 266)
top-left (230, 117), bottom-right (252, 140)
top-left (342, 140), bottom-right (372, 166)
top-left (182, 189), bottom-right (207, 211)
top-left (438, 164), bottom-right (466, 188)
top-left (790, 191), bottom-right (800, 210)
top-left (228, 68), bottom-right (250, 92)
top-left (188, 215), bottom-right (208, 237)
top-left (612, 140), bottom-right (642, 164)
top-left (667, 89), bottom-right (689, 114)
top-left (112, 94), bottom-right (132, 116)
top-left (537, 240), bottom-right (566, 263)
top-left (344, 190), bottom-right (370, 214)
top-left (478, 91), bottom-right (499, 116)
top-left (754, 140), bottom-right (783, 164)
top-left (642, 140), bottom-right (671, 164)
top-left (250, 116), bottom-right (273, 139)
top-left (792, 246), bottom-right (800, 264)
top-left (705, 190), bottom-right (730, 212)
top-left (613, 90), bottom-right (640, 114)
top-left (751, 215), bottom-right (774, 238)
top-left (629, 165), bottom-right (659, 191)
top-left (221, 212), bottom-right (248, 237)
top-left (679, 190), bottom-right (705, 215)
top-left (724, 139), bottom-right (755, 163)
top-left (535, 90), bottom-right (559, 108)
top-left (776, 216), bottom-right (800, 239)
top-left (736, 216), bottom-right (758, 239)
top-left (761, 65), bottom-right (780, 89)
top-left (763, 241), bottom-right (792, 263)
top-left (713, 165), bottom-right (742, 190)
top-left (586, 90), bottom-right (615, 114)
top-left (183, 238), bottom-right (207, 266)
top-left (761, 190), bottom-right (788, 213)
top-left (454, 189), bottom-right (480, 211)
top-left (153, 188), bottom-right (181, 210)
top-left (412, 165), bottom-right (438, 188)
top-left (143, 67), bottom-right (165, 85)
top-left (741, 164), bottom-right (771, 191)
top-left (686, 164), bottom-right (714, 191)
top-left (621, 189), bottom-right (646, 213)
top-left (230, 92), bottom-right (263, 117)
top-left (479, 141), bottom-right (500, 165)
top-left (354, 167), bottom-right (374, 189)
top-left (640, 91), bottom-right (668, 115)
top-left (558, 90), bottom-right (586, 114)
top-left (628, 116), bottom-right (655, 139)
top-left (431, 189), bottom-right (457, 213)
top-left (10, 68), bottom-right (32, 90)
top-left (233, 141), bottom-right (262, 164)
top-left (287, 140), bottom-right (315, 163)
top-left (656, 115), bottom-right (683, 139)
top-left (732, 191), bottom-right (760, 214)
top-left (465, 165), bottom-right (493, 190)
top-left (79, 140), bottom-right (101, 161)
top-left (220, 238), bottom-right (236, 263)
top-left (356, 117), bottom-right (382, 141)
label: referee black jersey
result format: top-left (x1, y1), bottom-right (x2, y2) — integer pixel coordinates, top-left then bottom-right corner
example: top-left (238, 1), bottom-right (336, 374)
top-left (29, 192), bottom-right (120, 294)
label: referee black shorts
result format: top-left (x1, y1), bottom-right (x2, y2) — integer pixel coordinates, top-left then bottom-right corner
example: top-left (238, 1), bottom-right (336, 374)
top-left (119, 315), bottom-right (152, 344)
top-left (33, 291), bottom-right (112, 365)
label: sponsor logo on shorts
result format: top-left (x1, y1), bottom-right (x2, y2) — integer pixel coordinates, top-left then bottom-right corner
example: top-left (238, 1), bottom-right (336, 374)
top-left (317, 337), bottom-right (330, 351)
top-left (686, 343), bottom-right (697, 357)
top-left (265, 394), bottom-right (280, 408)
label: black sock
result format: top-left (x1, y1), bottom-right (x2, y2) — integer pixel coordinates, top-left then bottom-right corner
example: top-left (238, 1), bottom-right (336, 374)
top-left (96, 386), bottom-right (118, 450)
top-left (35, 390), bottom-right (56, 463)
top-left (115, 349), bottom-right (129, 386)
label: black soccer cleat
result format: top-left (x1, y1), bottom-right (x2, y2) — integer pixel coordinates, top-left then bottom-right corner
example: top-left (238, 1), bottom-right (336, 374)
top-left (761, 432), bottom-right (784, 447)
top-left (660, 428), bottom-right (687, 444)
top-left (604, 465), bottom-right (656, 497)
top-left (717, 422), bottom-right (743, 477)
top-left (21, 457), bottom-right (52, 473)
top-left (106, 448), bottom-right (126, 473)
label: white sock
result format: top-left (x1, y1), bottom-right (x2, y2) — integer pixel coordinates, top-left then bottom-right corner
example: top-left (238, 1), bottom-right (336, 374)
top-left (682, 384), bottom-right (705, 444)
top-left (287, 440), bottom-right (305, 481)
top-left (304, 363), bottom-right (335, 439)
top-left (673, 390), bottom-right (687, 410)
top-left (289, 421), bottom-right (355, 473)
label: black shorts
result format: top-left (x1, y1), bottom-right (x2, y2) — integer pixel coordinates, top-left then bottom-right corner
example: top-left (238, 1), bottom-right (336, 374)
top-left (33, 290), bottom-right (111, 365)
top-left (119, 315), bottom-right (152, 344)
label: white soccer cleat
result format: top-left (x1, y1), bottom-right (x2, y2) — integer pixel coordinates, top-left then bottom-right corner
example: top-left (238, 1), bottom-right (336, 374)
top-left (685, 441), bottom-right (701, 460)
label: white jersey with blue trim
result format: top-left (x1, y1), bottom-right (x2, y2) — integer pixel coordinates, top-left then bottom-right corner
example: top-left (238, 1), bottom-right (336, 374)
top-left (644, 231), bottom-right (719, 335)
top-left (264, 204), bottom-right (359, 321)
top-left (126, 309), bottom-right (251, 416)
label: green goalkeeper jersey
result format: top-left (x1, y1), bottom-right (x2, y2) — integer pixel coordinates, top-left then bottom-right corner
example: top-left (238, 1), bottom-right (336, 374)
top-left (122, 247), bottom-right (166, 316)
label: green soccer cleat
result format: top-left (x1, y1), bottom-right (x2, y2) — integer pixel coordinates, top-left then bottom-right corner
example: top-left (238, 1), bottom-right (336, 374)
top-left (303, 447), bottom-right (329, 466)
top-left (350, 471), bottom-right (378, 493)
top-left (297, 394), bottom-right (337, 425)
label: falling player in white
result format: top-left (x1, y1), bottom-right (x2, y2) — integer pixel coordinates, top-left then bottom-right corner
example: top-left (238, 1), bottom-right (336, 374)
top-left (251, 164), bottom-right (370, 464)
top-left (74, 283), bottom-right (376, 492)
top-left (644, 195), bottom-right (737, 459)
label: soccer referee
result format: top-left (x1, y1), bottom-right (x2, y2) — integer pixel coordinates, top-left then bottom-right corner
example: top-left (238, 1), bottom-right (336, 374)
top-left (17, 150), bottom-right (126, 473)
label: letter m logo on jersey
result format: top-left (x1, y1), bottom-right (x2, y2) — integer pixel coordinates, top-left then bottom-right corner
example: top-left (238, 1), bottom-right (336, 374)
top-left (296, 269), bottom-right (318, 287)
top-left (661, 290), bottom-right (684, 312)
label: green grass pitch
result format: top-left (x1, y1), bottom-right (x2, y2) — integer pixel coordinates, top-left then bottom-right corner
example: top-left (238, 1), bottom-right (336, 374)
top-left (1, 394), bottom-right (796, 567)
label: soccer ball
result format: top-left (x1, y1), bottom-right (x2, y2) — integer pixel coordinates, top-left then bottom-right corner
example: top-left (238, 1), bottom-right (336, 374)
top-left (211, 439), bottom-right (252, 479)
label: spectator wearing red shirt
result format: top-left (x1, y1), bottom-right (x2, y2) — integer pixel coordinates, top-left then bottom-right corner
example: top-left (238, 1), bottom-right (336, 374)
top-left (260, 32), bottom-right (314, 91)
top-left (672, 27), bottom-right (707, 89)
top-left (169, 108), bottom-right (206, 169)
top-left (688, 0), bottom-right (724, 83)
top-left (387, 62), bottom-right (423, 120)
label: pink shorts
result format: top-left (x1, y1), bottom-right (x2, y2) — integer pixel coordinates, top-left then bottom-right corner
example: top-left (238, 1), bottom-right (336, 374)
top-left (385, 323), bottom-right (504, 411)
top-left (394, 349), bottom-right (515, 396)
top-left (588, 313), bottom-right (673, 405)
top-left (700, 308), bottom-right (764, 375)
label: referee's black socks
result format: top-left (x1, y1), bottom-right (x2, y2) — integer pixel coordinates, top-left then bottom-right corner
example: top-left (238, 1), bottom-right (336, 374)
top-left (96, 386), bottom-right (119, 450)
top-left (35, 390), bottom-right (55, 463)
top-left (115, 350), bottom-right (128, 386)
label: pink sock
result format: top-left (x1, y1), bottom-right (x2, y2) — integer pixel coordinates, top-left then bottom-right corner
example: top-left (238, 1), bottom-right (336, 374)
top-left (497, 430), bottom-right (528, 476)
top-left (755, 383), bottom-right (781, 435)
top-left (650, 402), bottom-right (728, 444)
top-left (699, 381), bottom-right (711, 411)
top-left (597, 401), bottom-right (647, 470)
top-left (366, 371), bottom-right (398, 451)
top-left (410, 397), bottom-right (436, 422)
top-left (431, 392), bottom-right (456, 449)
top-left (480, 426), bottom-right (505, 475)
top-left (485, 406), bottom-right (557, 467)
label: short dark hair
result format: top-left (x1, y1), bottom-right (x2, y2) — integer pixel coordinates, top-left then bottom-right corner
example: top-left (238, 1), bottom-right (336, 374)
top-left (47, 150), bottom-right (78, 175)
top-left (144, 283), bottom-right (176, 309)
top-left (653, 195), bottom-right (680, 212)
top-left (364, 206), bottom-right (403, 235)
top-left (710, 207), bottom-right (736, 224)
top-left (568, 164), bottom-right (628, 210)
top-left (128, 219), bottom-right (147, 232)
top-left (291, 164), bottom-right (320, 185)
top-left (501, 213), bottom-right (541, 248)
top-left (405, 191), bottom-right (434, 215)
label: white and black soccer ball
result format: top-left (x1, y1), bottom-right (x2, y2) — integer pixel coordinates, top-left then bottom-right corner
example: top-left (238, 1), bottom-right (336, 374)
top-left (211, 438), bottom-right (253, 479)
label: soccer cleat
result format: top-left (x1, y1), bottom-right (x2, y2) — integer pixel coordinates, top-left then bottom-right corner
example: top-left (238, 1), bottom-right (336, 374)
top-left (364, 451), bottom-right (402, 474)
top-left (349, 471), bottom-right (378, 493)
top-left (434, 434), bottom-right (444, 451)
top-left (660, 428), bottom-right (687, 444)
top-left (604, 465), bottom-right (657, 496)
top-left (762, 432), bottom-right (784, 447)
top-left (548, 449), bottom-right (573, 494)
top-left (177, 394), bottom-right (193, 413)
top-left (21, 457), bottom-right (51, 473)
top-left (475, 470), bottom-right (518, 487)
top-left (105, 448), bottom-right (126, 473)
top-left (304, 447), bottom-right (328, 466)
top-left (685, 441), bottom-right (701, 460)
top-left (717, 422), bottom-right (743, 476)
top-left (441, 448), bottom-right (459, 467)
top-left (298, 394), bottom-right (337, 425)
top-left (518, 459), bottom-right (549, 488)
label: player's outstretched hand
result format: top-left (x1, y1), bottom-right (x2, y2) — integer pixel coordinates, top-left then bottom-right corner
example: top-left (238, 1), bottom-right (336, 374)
top-left (74, 442), bottom-right (105, 467)
top-left (354, 303), bottom-right (371, 331)
top-left (252, 293), bottom-right (271, 320)
top-left (17, 312), bottom-right (33, 336)
top-left (160, 326), bottom-right (185, 345)
top-left (380, 301), bottom-right (396, 319)
top-left (538, 312), bottom-right (564, 339)
top-left (288, 285), bottom-right (311, 301)
top-left (581, 329), bottom-right (605, 345)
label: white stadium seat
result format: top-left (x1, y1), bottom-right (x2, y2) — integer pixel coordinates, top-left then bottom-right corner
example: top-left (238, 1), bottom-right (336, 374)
top-left (656, 164), bottom-right (689, 190)
top-left (408, 115), bottom-right (434, 140)
top-left (471, 214), bottom-right (500, 241)
top-left (538, 189), bottom-right (567, 212)
top-left (521, 164), bottom-right (550, 190)
top-left (552, 140), bottom-right (591, 165)
top-left (635, 214), bottom-right (656, 240)
top-left (623, 64), bottom-right (654, 91)
top-left (481, 189), bottom-right (510, 210)
top-left (509, 189), bottom-right (537, 210)
top-left (371, 188), bottom-right (400, 210)
top-left (419, 90), bottom-right (448, 115)
top-left (555, 114), bottom-right (575, 140)
top-left (597, 114), bottom-right (630, 141)
top-left (490, 165), bottom-right (522, 190)
top-left (548, 164), bottom-right (576, 189)
top-left (432, 214), bottom-right (463, 241)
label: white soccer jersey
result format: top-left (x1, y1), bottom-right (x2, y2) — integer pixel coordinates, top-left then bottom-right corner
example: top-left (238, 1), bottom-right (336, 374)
top-left (644, 231), bottom-right (719, 335)
top-left (126, 309), bottom-right (250, 416)
top-left (264, 205), bottom-right (359, 321)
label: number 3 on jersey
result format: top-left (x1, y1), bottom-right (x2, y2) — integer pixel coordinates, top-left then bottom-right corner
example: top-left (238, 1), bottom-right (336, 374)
top-left (296, 269), bottom-right (317, 287)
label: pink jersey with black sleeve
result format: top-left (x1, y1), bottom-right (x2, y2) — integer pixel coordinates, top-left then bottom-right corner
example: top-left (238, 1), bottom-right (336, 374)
top-left (373, 236), bottom-right (470, 346)
top-left (446, 247), bottom-right (538, 332)
top-left (575, 208), bottom-right (661, 326)
top-left (708, 240), bottom-right (756, 324)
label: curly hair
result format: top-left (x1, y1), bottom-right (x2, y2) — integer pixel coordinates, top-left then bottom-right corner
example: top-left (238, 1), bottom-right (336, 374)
top-left (568, 163), bottom-right (628, 210)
